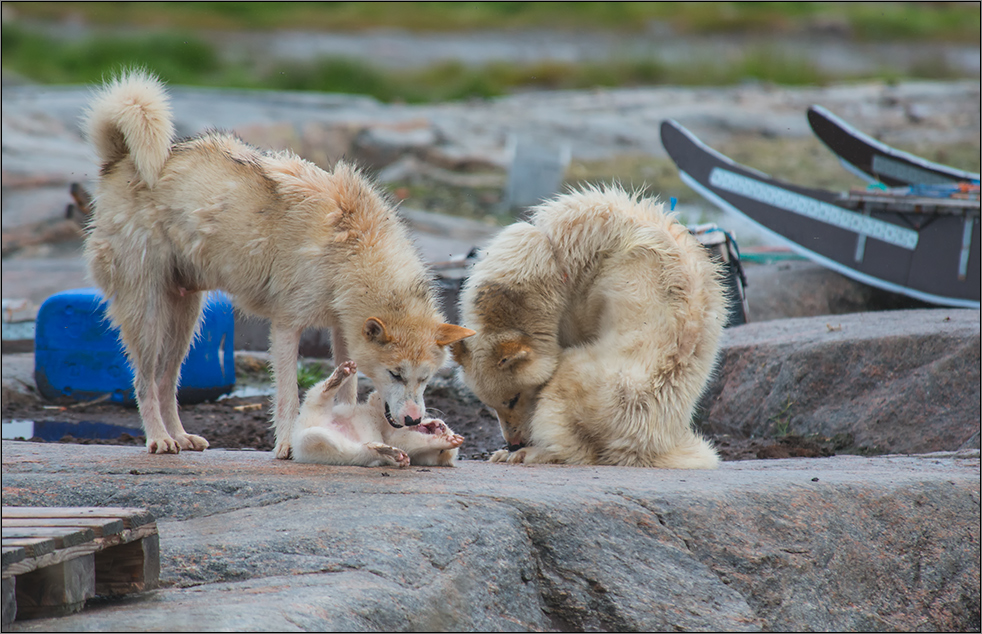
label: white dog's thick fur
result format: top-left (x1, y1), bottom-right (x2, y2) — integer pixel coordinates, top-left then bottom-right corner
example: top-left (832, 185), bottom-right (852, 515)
top-left (83, 70), bottom-right (473, 456)
top-left (293, 361), bottom-right (463, 467)
top-left (453, 186), bottom-right (726, 468)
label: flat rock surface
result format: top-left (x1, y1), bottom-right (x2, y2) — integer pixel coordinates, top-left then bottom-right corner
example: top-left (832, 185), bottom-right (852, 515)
top-left (2, 441), bottom-right (979, 632)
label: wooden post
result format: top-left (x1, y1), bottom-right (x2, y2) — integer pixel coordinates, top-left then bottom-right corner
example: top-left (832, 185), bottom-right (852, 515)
top-left (14, 553), bottom-right (95, 619)
top-left (95, 533), bottom-right (159, 594)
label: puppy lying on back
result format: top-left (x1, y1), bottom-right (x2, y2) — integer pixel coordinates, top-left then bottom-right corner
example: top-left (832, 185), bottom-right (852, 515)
top-left (293, 361), bottom-right (463, 467)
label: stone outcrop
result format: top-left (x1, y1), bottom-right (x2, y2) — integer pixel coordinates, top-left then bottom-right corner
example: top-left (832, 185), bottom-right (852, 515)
top-left (700, 309), bottom-right (981, 455)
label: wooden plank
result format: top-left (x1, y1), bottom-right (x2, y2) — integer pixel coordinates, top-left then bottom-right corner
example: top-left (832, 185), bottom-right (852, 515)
top-left (2, 526), bottom-right (95, 549)
top-left (2, 525), bottom-right (158, 578)
top-left (2, 517), bottom-right (125, 538)
top-left (2, 577), bottom-right (15, 626)
top-left (2, 546), bottom-right (26, 568)
top-left (1, 507), bottom-right (156, 530)
top-left (1, 537), bottom-right (57, 559)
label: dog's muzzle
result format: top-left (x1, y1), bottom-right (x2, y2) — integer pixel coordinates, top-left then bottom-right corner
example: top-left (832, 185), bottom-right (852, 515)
top-left (384, 403), bottom-right (421, 429)
top-left (507, 442), bottom-right (527, 452)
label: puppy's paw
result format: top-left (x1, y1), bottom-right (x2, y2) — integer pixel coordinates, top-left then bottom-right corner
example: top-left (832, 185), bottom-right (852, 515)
top-left (176, 433), bottom-right (209, 452)
top-left (417, 418), bottom-right (449, 435)
top-left (147, 436), bottom-right (181, 454)
top-left (442, 433), bottom-right (465, 449)
top-left (323, 360), bottom-right (357, 391)
top-left (337, 360), bottom-right (357, 376)
top-left (274, 441), bottom-right (292, 460)
top-left (367, 442), bottom-right (410, 468)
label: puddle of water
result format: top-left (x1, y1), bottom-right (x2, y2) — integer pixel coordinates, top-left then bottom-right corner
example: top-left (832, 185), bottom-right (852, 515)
top-left (2, 419), bottom-right (143, 442)
top-left (219, 384), bottom-right (275, 400)
top-left (1, 321), bottom-right (35, 341)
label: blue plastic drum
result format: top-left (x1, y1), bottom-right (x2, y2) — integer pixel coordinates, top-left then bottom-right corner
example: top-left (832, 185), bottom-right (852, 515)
top-left (34, 289), bottom-right (235, 405)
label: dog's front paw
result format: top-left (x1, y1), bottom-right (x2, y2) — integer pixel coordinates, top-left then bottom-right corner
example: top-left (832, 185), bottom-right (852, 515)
top-left (489, 446), bottom-right (551, 464)
top-left (367, 442), bottom-right (410, 468)
top-left (506, 448), bottom-right (529, 464)
top-left (176, 433), bottom-right (209, 451)
top-left (489, 449), bottom-right (511, 463)
top-left (274, 441), bottom-right (292, 460)
top-left (147, 436), bottom-right (181, 454)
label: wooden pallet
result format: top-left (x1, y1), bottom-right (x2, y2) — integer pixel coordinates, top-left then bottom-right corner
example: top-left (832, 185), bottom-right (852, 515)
top-left (1, 507), bottom-right (159, 624)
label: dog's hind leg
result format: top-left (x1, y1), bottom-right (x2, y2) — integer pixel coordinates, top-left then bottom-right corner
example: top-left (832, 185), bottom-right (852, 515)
top-left (293, 427), bottom-right (409, 467)
top-left (270, 323), bottom-right (303, 460)
top-left (295, 361), bottom-right (357, 430)
top-left (313, 361), bottom-right (358, 405)
top-left (112, 290), bottom-right (182, 454)
top-left (157, 290), bottom-right (209, 451)
top-left (331, 329), bottom-right (358, 405)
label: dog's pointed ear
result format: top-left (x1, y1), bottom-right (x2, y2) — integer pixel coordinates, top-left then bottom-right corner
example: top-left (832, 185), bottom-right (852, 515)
top-left (435, 323), bottom-right (476, 347)
top-left (363, 317), bottom-right (392, 345)
top-left (450, 339), bottom-right (470, 366)
top-left (496, 338), bottom-right (532, 370)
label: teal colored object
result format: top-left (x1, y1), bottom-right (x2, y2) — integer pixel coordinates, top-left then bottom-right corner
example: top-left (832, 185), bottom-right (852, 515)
top-left (34, 289), bottom-right (235, 405)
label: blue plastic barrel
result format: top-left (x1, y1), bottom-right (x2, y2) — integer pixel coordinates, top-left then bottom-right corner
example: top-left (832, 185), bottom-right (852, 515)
top-left (34, 289), bottom-right (235, 405)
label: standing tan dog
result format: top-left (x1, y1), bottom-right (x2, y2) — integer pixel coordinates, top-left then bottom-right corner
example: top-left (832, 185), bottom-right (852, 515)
top-left (454, 185), bottom-right (726, 468)
top-left (83, 70), bottom-right (473, 457)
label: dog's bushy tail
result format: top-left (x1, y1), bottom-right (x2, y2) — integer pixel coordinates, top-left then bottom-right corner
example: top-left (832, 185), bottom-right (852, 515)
top-left (84, 69), bottom-right (174, 188)
top-left (651, 435), bottom-right (720, 469)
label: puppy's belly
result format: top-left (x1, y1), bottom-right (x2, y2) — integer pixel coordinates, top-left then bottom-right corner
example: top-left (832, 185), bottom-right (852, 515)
top-left (317, 406), bottom-right (376, 444)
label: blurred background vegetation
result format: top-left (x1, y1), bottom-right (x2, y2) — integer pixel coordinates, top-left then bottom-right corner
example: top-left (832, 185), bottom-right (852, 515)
top-left (3, 1), bottom-right (979, 102)
top-left (3, 2), bottom-right (977, 227)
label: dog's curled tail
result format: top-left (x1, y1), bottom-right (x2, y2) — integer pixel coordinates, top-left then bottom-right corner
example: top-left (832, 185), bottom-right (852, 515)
top-left (84, 70), bottom-right (174, 188)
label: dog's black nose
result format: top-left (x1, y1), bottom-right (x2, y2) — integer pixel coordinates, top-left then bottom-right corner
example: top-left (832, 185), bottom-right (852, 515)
top-left (404, 415), bottom-right (422, 427)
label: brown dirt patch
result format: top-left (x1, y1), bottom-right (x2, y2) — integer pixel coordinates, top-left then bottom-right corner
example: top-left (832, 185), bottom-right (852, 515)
top-left (3, 364), bottom-right (838, 462)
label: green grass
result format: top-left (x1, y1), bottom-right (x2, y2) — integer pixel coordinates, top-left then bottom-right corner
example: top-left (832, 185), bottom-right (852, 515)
top-left (1, 25), bottom-right (221, 86)
top-left (5, 19), bottom-right (962, 103)
top-left (768, 397), bottom-right (796, 438)
top-left (3, 1), bottom-right (978, 99)
top-left (2, 3), bottom-right (977, 102)
top-left (295, 362), bottom-right (332, 391)
top-left (259, 361), bottom-right (333, 391)
top-left (7, 2), bottom-right (981, 42)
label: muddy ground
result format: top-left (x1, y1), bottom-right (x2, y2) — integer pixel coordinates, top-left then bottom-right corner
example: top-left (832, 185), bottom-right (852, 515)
top-left (3, 361), bottom-right (840, 463)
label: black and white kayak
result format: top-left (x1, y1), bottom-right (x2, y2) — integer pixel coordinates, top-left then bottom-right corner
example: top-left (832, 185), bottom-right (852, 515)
top-left (660, 119), bottom-right (980, 309)
top-left (807, 104), bottom-right (981, 187)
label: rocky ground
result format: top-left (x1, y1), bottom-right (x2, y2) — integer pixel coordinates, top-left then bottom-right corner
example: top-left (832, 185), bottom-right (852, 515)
top-left (2, 75), bottom-right (979, 631)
